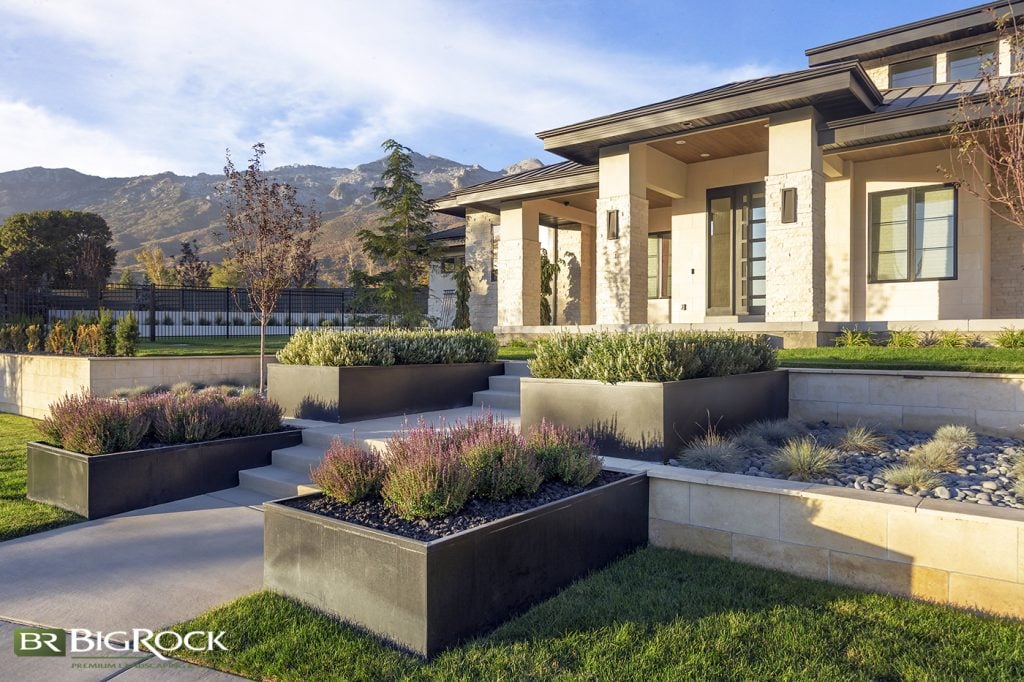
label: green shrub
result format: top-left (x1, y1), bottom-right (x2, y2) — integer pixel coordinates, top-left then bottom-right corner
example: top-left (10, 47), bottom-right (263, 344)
top-left (460, 420), bottom-right (542, 500)
top-left (932, 424), bottom-right (977, 450)
top-left (883, 463), bottom-right (942, 490)
top-left (25, 323), bottom-right (43, 352)
top-left (41, 393), bottom-right (151, 455)
top-left (528, 332), bottom-right (776, 384)
top-left (907, 440), bottom-right (959, 472)
top-left (835, 424), bottom-right (885, 453)
top-left (996, 327), bottom-right (1024, 349)
top-left (834, 327), bottom-right (874, 347)
top-left (312, 440), bottom-right (385, 504)
top-left (45, 320), bottom-right (72, 354)
top-left (524, 420), bottom-right (602, 486)
top-left (233, 317), bottom-right (246, 326)
top-left (676, 429), bottom-right (744, 472)
top-left (198, 317), bottom-right (212, 326)
top-left (936, 330), bottom-right (967, 348)
top-left (770, 438), bottom-right (838, 481)
top-left (98, 309), bottom-right (117, 355)
top-left (182, 318), bottom-right (194, 326)
top-left (886, 328), bottom-right (919, 348)
top-left (276, 329), bottom-right (498, 366)
top-left (162, 315), bottom-right (174, 326)
top-left (115, 313), bottom-right (139, 356)
top-left (737, 419), bottom-right (807, 447)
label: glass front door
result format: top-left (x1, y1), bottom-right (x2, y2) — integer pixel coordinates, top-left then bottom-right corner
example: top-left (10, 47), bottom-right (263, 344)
top-left (706, 182), bottom-right (766, 316)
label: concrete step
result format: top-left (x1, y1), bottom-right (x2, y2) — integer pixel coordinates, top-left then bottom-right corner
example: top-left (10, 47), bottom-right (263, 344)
top-left (503, 361), bottom-right (532, 377)
top-left (300, 428), bottom-right (389, 453)
top-left (472, 390), bottom-right (520, 410)
top-left (488, 374), bottom-right (521, 392)
top-left (272, 444), bottom-right (327, 475)
top-left (237, 466), bottom-right (318, 499)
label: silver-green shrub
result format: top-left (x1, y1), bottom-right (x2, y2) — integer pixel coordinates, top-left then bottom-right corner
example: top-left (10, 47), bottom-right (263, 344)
top-left (276, 328), bottom-right (498, 366)
top-left (528, 331), bottom-right (777, 384)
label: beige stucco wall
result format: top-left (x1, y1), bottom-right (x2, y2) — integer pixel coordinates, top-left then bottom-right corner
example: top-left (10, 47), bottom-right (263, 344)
top-left (0, 354), bottom-right (264, 419)
top-left (670, 151), bottom-right (770, 323)
top-left (990, 212), bottom-right (1024, 318)
top-left (844, 150), bottom-right (990, 321)
top-left (638, 461), bottom-right (1024, 620)
top-left (789, 367), bottom-right (1024, 436)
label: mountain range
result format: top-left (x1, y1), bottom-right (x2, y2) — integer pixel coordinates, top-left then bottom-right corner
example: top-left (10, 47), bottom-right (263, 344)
top-left (0, 154), bottom-right (543, 284)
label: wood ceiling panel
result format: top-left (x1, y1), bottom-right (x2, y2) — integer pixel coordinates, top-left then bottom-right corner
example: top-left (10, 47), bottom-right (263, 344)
top-left (649, 120), bottom-right (770, 163)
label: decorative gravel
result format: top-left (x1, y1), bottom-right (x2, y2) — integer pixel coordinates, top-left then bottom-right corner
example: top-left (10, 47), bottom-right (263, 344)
top-left (677, 425), bottom-right (1024, 510)
top-left (284, 470), bottom-right (629, 541)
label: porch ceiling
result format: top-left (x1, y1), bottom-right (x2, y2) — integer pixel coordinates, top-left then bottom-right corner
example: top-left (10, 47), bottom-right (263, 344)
top-left (649, 120), bottom-right (769, 163)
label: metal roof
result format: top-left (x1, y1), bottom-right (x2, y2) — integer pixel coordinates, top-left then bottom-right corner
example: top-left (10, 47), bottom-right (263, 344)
top-left (441, 161), bottom-right (592, 197)
top-left (425, 224), bottom-right (465, 242)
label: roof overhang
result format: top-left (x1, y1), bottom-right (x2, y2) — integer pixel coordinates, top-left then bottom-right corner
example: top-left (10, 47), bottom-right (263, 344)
top-left (536, 62), bottom-right (882, 165)
top-left (433, 164), bottom-right (598, 217)
top-left (806, 1), bottom-right (1024, 67)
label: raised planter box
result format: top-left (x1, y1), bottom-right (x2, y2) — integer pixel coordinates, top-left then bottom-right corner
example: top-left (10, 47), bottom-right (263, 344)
top-left (267, 362), bottom-right (505, 422)
top-left (520, 370), bottom-right (789, 461)
top-left (263, 472), bottom-right (649, 658)
top-left (27, 429), bottom-right (303, 519)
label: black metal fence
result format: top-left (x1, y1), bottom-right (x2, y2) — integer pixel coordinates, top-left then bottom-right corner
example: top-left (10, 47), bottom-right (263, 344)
top-left (0, 284), bottom-right (428, 339)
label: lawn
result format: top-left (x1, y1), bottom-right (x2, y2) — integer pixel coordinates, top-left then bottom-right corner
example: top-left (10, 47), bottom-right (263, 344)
top-left (778, 346), bottom-right (1024, 373)
top-left (0, 413), bottom-right (82, 542)
top-left (167, 547), bottom-right (1024, 681)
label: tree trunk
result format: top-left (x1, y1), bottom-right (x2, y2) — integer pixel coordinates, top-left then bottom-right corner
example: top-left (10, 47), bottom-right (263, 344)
top-left (259, 318), bottom-right (267, 394)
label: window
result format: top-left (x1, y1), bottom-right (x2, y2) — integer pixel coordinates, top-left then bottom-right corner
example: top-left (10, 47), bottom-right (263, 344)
top-left (440, 256), bottom-right (464, 274)
top-left (869, 185), bottom-right (956, 283)
top-left (647, 233), bottom-right (672, 299)
top-left (947, 42), bottom-right (997, 81)
top-left (889, 56), bottom-right (936, 88)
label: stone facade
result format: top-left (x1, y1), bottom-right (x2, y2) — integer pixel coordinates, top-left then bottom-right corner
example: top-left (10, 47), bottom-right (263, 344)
top-left (765, 169), bottom-right (826, 321)
top-left (595, 195), bottom-right (649, 324)
top-left (464, 210), bottom-right (499, 331)
top-left (990, 212), bottom-right (1024, 319)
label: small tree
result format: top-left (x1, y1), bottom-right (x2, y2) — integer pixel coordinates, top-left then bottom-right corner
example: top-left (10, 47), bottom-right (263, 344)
top-left (946, 7), bottom-right (1024, 228)
top-left (136, 247), bottom-right (177, 286)
top-left (219, 143), bottom-right (321, 391)
top-left (350, 140), bottom-right (440, 326)
top-left (452, 262), bottom-right (472, 329)
top-left (117, 269), bottom-right (137, 286)
top-left (0, 210), bottom-right (115, 289)
top-left (539, 249), bottom-right (560, 326)
top-left (175, 239), bottom-right (212, 287)
top-left (209, 259), bottom-right (244, 288)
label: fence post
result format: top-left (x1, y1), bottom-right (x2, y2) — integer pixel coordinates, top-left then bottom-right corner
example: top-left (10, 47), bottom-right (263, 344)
top-left (341, 291), bottom-right (346, 330)
top-left (148, 284), bottom-right (156, 342)
top-left (288, 289), bottom-right (292, 335)
top-left (225, 288), bottom-right (230, 339)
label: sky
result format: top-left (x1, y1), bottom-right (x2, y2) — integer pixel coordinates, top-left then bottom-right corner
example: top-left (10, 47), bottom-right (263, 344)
top-left (0, 0), bottom-right (975, 177)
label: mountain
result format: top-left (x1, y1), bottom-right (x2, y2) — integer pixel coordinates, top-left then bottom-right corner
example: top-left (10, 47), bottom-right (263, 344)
top-left (0, 154), bottom-right (544, 284)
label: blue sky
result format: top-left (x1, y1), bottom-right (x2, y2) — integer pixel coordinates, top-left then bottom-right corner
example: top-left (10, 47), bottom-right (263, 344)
top-left (0, 0), bottom-right (971, 177)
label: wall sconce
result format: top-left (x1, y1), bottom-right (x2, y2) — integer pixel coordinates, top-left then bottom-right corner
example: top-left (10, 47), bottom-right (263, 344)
top-left (606, 209), bottom-right (620, 240)
top-left (781, 188), bottom-right (797, 224)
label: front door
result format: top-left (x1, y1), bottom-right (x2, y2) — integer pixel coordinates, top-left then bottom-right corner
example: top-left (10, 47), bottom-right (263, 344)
top-left (706, 182), bottom-right (766, 316)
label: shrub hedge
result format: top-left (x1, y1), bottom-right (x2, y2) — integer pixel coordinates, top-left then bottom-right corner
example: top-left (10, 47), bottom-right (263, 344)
top-left (41, 389), bottom-right (284, 455)
top-left (276, 328), bottom-right (499, 367)
top-left (528, 331), bottom-right (777, 384)
top-left (0, 311), bottom-right (137, 357)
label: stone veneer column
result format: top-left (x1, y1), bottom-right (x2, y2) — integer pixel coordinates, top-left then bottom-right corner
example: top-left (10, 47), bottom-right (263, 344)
top-left (765, 109), bottom-right (826, 322)
top-left (596, 145), bottom-right (648, 325)
top-left (496, 201), bottom-right (541, 327)
top-left (580, 223), bottom-right (596, 324)
top-left (464, 209), bottom-right (499, 331)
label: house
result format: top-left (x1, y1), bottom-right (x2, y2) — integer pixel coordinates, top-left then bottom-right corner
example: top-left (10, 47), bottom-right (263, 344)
top-left (425, 224), bottom-right (466, 326)
top-left (433, 2), bottom-right (1024, 346)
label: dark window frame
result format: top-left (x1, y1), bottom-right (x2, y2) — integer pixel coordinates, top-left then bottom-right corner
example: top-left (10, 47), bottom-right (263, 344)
top-left (868, 184), bottom-right (958, 284)
top-left (647, 232), bottom-right (672, 300)
top-left (888, 55), bottom-right (937, 88)
top-left (946, 41), bottom-right (998, 82)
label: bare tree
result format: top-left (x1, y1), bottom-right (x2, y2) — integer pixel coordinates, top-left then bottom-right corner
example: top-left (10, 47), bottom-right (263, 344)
top-left (946, 6), bottom-right (1024, 228)
top-left (219, 143), bottom-right (321, 391)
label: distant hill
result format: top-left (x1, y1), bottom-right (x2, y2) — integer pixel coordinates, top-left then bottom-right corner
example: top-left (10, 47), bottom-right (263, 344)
top-left (0, 154), bottom-right (543, 284)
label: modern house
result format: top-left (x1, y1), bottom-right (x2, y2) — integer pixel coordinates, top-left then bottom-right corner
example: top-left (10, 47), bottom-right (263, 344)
top-left (433, 2), bottom-right (1024, 346)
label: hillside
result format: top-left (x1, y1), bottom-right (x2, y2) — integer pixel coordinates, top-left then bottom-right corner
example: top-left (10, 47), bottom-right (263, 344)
top-left (0, 154), bottom-right (542, 284)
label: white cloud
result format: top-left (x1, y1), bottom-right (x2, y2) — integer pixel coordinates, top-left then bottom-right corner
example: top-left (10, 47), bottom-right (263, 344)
top-left (0, 0), bottom-right (776, 176)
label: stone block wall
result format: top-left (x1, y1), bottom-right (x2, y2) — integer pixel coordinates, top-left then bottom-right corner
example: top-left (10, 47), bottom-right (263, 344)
top-left (990, 212), bottom-right (1024, 319)
top-left (464, 211), bottom-right (499, 331)
top-left (765, 169), bottom-right (825, 321)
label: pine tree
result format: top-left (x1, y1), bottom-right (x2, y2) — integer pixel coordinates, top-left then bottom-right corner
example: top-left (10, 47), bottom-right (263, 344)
top-left (350, 140), bottom-right (440, 327)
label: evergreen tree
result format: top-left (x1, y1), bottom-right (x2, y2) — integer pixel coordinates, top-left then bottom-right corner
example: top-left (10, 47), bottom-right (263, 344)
top-left (350, 140), bottom-right (440, 326)
top-left (452, 262), bottom-right (472, 329)
top-left (174, 239), bottom-right (212, 287)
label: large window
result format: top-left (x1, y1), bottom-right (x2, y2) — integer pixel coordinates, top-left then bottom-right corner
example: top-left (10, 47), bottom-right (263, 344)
top-left (889, 56), bottom-right (936, 88)
top-left (947, 42), bottom-right (997, 81)
top-left (648, 233), bottom-right (671, 299)
top-left (869, 185), bottom-right (957, 283)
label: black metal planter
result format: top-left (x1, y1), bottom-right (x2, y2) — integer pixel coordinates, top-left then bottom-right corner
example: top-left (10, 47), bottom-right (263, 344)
top-left (263, 472), bottom-right (649, 658)
top-left (27, 429), bottom-right (303, 519)
top-left (520, 370), bottom-right (790, 461)
top-left (267, 362), bottom-right (506, 422)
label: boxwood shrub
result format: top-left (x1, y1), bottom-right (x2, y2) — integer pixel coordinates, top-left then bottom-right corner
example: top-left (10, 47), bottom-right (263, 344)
top-left (276, 328), bottom-right (499, 366)
top-left (529, 331), bottom-right (777, 384)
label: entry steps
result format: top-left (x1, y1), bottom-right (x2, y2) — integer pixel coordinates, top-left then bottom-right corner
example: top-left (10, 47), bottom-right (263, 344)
top-left (236, 361), bottom-right (530, 499)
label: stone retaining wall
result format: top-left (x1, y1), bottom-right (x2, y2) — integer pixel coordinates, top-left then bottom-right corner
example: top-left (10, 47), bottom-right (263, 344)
top-left (790, 368), bottom-right (1024, 437)
top-left (605, 458), bottom-right (1024, 619)
top-left (0, 354), bottom-right (265, 418)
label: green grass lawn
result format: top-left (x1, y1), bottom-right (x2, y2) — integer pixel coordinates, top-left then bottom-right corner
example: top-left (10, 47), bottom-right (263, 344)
top-left (167, 547), bottom-right (1024, 681)
top-left (0, 414), bottom-right (82, 542)
top-left (137, 336), bottom-right (290, 356)
top-left (778, 346), bottom-right (1024, 373)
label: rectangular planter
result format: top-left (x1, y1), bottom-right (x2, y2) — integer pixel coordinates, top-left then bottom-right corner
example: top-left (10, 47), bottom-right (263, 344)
top-left (267, 362), bottom-right (505, 422)
top-left (264, 472), bottom-right (649, 658)
top-left (27, 429), bottom-right (303, 519)
top-left (520, 370), bottom-right (789, 461)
